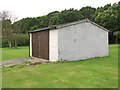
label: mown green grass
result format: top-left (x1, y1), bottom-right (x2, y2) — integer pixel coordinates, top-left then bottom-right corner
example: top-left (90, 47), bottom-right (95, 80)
top-left (2, 44), bottom-right (119, 88)
top-left (2, 46), bottom-right (29, 61)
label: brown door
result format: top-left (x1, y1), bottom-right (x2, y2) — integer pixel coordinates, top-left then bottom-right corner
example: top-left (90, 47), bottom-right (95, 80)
top-left (32, 30), bottom-right (49, 60)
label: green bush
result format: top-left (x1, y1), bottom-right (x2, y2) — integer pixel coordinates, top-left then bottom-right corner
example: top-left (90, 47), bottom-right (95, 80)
top-left (2, 34), bottom-right (29, 47)
top-left (13, 34), bottom-right (29, 46)
top-left (2, 37), bottom-right (9, 47)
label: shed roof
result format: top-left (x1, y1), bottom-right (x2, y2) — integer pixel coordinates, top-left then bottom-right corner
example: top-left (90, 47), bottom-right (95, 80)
top-left (29, 19), bottom-right (109, 33)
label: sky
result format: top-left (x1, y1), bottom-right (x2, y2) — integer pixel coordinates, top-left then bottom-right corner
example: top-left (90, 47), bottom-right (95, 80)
top-left (0, 0), bottom-right (119, 21)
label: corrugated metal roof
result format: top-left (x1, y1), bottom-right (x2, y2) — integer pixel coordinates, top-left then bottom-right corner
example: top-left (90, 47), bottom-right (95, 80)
top-left (29, 19), bottom-right (109, 33)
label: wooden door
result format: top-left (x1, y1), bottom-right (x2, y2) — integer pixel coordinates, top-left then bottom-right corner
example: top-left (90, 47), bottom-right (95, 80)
top-left (32, 30), bottom-right (49, 60)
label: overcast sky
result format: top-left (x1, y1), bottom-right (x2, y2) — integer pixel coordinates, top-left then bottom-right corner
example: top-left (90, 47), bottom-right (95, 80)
top-left (1, 0), bottom-right (119, 21)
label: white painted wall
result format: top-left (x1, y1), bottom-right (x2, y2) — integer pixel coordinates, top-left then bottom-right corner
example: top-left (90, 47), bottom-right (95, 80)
top-left (58, 22), bottom-right (108, 61)
top-left (30, 33), bottom-right (32, 57)
top-left (49, 29), bottom-right (58, 61)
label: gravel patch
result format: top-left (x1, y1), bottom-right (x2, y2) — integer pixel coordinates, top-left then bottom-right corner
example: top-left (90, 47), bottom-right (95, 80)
top-left (1, 57), bottom-right (51, 67)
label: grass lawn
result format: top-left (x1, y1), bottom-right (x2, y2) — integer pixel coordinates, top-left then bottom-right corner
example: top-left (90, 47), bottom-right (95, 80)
top-left (2, 44), bottom-right (119, 88)
top-left (2, 46), bottom-right (29, 61)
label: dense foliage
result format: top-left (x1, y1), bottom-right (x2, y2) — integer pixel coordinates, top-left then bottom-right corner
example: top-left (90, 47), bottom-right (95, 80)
top-left (2, 2), bottom-right (120, 47)
top-left (2, 34), bottom-right (29, 47)
top-left (92, 3), bottom-right (120, 43)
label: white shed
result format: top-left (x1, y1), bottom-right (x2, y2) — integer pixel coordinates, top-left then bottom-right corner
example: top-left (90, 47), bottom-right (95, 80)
top-left (29, 19), bottom-right (109, 61)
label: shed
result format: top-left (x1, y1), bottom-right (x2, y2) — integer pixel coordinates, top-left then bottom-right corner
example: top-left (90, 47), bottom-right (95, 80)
top-left (29, 19), bottom-right (109, 61)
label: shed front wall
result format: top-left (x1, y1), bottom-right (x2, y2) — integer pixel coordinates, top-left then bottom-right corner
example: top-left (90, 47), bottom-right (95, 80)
top-left (49, 29), bottom-right (58, 61)
top-left (30, 33), bottom-right (32, 57)
top-left (58, 22), bottom-right (108, 61)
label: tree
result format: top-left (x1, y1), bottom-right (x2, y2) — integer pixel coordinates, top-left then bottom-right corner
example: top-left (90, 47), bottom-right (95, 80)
top-left (93, 3), bottom-right (119, 43)
top-left (79, 6), bottom-right (96, 20)
top-left (57, 8), bottom-right (84, 24)
top-left (0, 10), bottom-right (17, 48)
top-left (48, 12), bottom-right (59, 26)
top-left (2, 20), bottom-right (13, 48)
top-left (0, 10), bottom-right (11, 20)
top-left (0, 10), bottom-right (17, 23)
top-left (12, 34), bottom-right (29, 47)
top-left (30, 25), bottom-right (38, 30)
top-left (114, 31), bottom-right (120, 44)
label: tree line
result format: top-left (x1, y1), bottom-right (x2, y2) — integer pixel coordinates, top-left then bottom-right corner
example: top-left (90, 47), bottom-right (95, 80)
top-left (1, 2), bottom-right (120, 48)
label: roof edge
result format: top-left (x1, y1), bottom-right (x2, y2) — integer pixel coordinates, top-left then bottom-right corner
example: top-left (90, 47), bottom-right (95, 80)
top-left (56, 19), bottom-right (87, 29)
top-left (56, 18), bottom-right (109, 32)
top-left (29, 18), bottom-right (109, 33)
top-left (29, 26), bottom-right (56, 33)
top-left (87, 19), bottom-right (109, 32)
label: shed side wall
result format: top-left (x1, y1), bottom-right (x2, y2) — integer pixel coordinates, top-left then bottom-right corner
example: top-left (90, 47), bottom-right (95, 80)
top-left (58, 22), bottom-right (108, 61)
top-left (49, 29), bottom-right (58, 61)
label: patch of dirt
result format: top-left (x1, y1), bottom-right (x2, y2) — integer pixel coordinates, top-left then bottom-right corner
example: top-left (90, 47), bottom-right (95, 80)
top-left (5, 63), bottom-right (12, 65)
top-left (29, 62), bottom-right (42, 65)
top-left (103, 78), bottom-right (108, 82)
top-left (10, 65), bottom-right (27, 68)
top-left (46, 61), bottom-right (51, 63)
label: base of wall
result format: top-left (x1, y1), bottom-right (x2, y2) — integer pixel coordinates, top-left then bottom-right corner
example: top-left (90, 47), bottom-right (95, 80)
top-left (30, 55), bottom-right (109, 62)
top-left (30, 56), bottom-right (49, 61)
top-left (58, 55), bottom-right (109, 62)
